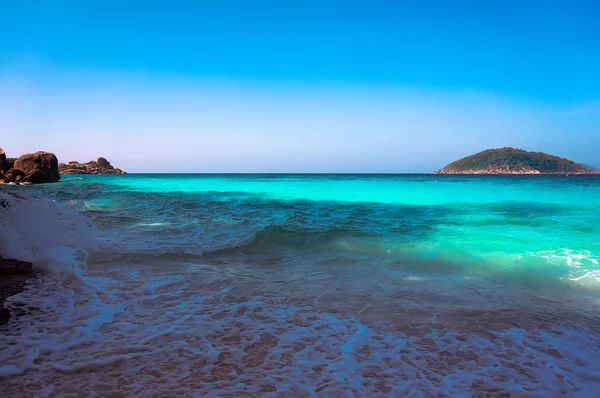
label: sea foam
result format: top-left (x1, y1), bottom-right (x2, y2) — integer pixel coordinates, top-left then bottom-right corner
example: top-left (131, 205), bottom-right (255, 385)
top-left (0, 191), bottom-right (96, 276)
top-left (2, 265), bottom-right (600, 396)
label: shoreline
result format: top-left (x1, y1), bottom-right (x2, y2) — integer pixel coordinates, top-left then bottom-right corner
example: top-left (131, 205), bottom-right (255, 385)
top-left (433, 171), bottom-right (598, 175)
top-left (0, 191), bottom-right (35, 324)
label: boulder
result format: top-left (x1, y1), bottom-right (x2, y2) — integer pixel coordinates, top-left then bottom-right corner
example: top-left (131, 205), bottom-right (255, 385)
top-left (97, 157), bottom-right (112, 169)
top-left (24, 169), bottom-right (49, 184)
top-left (0, 149), bottom-right (15, 172)
top-left (0, 148), bottom-right (11, 172)
top-left (14, 151), bottom-right (60, 183)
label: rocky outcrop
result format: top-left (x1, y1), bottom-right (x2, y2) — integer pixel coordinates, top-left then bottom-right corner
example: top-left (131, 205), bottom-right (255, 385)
top-left (0, 150), bottom-right (124, 183)
top-left (3, 168), bottom-right (26, 183)
top-left (0, 149), bottom-right (60, 184)
top-left (59, 157), bottom-right (126, 175)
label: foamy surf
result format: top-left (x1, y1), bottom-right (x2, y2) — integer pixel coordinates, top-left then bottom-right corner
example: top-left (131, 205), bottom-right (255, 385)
top-left (0, 192), bottom-right (96, 276)
top-left (2, 265), bottom-right (600, 396)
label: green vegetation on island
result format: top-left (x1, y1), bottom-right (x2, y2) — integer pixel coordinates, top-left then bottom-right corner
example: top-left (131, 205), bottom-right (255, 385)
top-left (435, 147), bottom-right (596, 175)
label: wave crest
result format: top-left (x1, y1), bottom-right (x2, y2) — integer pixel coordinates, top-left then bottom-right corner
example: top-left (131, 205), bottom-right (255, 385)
top-left (204, 224), bottom-right (376, 256)
top-left (0, 191), bottom-right (96, 276)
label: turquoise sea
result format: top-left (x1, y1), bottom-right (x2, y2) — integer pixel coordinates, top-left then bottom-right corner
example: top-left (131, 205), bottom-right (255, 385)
top-left (1, 174), bottom-right (600, 396)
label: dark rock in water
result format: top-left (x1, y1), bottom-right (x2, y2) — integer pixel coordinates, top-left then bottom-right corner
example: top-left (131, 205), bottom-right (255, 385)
top-left (0, 274), bottom-right (32, 324)
top-left (0, 258), bottom-right (33, 274)
top-left (24, 169), bottom-right (51, 184)
top-left (0, 257), bottom-right (34, 324)
top-left (14, 151), bottom-right (61, 183)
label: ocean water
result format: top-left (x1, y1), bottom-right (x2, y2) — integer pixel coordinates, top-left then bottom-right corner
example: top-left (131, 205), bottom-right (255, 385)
top-left (1, 174), bottom-right (600, 396)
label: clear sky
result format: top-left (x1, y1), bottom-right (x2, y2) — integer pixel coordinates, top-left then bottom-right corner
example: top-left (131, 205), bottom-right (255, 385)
top-left (1, 0), bottom-right (599, 172)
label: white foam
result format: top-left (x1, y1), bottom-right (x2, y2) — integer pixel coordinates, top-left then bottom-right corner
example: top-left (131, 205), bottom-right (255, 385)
top-left (1, 264), bottom-right (599, 396)
top-left (0, 192), bottom-right (96, 276)
top-left (137, 222), bottom-right (171, 227)
top-left (529, 248), bottom-right (600, 286)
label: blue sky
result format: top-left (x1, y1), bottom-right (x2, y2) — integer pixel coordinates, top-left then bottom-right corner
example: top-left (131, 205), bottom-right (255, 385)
top-left (1, 0), bottom-right (599, 172)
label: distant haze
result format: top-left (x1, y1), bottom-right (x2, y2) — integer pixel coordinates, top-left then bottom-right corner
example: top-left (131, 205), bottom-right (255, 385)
top-left (1, 1), bottom-right (599, 172)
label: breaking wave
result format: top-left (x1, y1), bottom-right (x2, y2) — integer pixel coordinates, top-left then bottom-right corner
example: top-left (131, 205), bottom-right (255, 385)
top-left (0, 191), bottom-right (95, 275)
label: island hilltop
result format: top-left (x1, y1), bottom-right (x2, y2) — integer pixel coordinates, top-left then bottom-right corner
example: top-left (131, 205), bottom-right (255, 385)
top-left (434, 147), bottom-right (596, 175)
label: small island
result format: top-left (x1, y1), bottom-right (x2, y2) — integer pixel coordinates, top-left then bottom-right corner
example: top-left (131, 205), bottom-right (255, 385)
top-left (434, 147), bottom-right (597, 175)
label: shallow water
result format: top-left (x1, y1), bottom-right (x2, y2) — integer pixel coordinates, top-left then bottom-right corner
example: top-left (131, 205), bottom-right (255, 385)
top-left (1, 174), bottom-right (600, 396)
